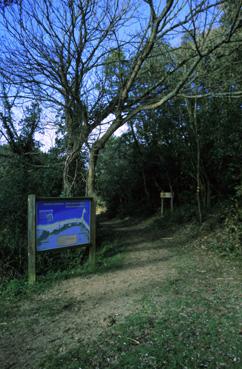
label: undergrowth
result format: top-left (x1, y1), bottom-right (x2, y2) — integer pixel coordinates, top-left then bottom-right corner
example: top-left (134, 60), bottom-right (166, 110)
top-left (0, 240), bottom-right (124, 301)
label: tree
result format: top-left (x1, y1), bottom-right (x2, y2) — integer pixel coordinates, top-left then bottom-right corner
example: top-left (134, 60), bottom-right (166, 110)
top-left (0, 91), bottom-right (65, 277)
top-left (0, 86), bottom-right (42, 155)
top-left (0, 0), bottom-right (241, 196)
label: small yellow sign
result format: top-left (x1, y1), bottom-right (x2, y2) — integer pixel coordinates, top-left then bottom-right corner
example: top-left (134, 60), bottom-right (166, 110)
top-left (57, 235), bottom-right (78, 246)
top-left (160, 192), bottom-right (173, 198)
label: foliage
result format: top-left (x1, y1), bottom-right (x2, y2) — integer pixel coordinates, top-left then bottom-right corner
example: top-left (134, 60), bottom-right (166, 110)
top-left (0, 224), bottom-right (125, 300)
top-left (96, 90), bottom-right (242, 219)
top-left (0, 147), bottom-right (63, 280)
top-left (194, 200), bottom-right (242, 257)
top-left (96, 135), bottom-right (160, 216)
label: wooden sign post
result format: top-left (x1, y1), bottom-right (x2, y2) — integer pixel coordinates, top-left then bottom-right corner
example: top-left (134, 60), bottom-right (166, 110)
top-left (27, 195), bottom-right (96, 284)
top-left (89, 198), bottom-right (96, 271)
top-left (28, 194), bottom-right (36, 284)
top-left (160, 192), bottom-right (174, 217)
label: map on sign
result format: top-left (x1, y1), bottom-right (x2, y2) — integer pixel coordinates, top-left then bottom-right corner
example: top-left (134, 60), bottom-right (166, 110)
top-left (36, 199), bottom-right (91, 252)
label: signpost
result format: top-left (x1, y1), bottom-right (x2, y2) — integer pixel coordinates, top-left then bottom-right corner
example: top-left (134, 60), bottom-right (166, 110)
top-left (160, 192), bottom-right (174, 217)
top-left (28, 195), bottom-right (96, 284)
top-left (28, 195), bottom-right (36, 284)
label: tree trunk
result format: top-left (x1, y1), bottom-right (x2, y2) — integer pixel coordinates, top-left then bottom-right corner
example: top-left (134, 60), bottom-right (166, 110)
top-left (194, 100), bottom-right (202, 224)
top-left (130, 123), bottom-right (150, 203)
top-left (86, 145), bottom-right (100, 198)
top-left (62, 102), bottom-right (89, 197)
top-left (86, 116), bottom-right (123, 198)
top-left (186, 98), bottom-right (202, 223)
top-left (203, 171), bottom-right (211, 209)
top-left (63, 146), bottom-right (81, 197)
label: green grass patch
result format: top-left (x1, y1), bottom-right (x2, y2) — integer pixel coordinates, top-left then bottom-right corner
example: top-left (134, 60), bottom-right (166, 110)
top-left (1, 214), bottom-right (241, 369)
top-left (0, 239), bottom-right (125, 311)
top-left (41, 249), bottom-right (242, 369)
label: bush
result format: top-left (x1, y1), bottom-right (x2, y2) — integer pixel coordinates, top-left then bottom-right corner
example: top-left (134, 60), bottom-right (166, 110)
top-left (194, 200), bottom-right (242, 256)
top-left (0, 150), bottom-right (63, 280)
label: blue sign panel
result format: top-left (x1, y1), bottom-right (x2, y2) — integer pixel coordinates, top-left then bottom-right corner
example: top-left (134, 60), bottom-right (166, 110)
top-left (36, 199), bottom-right (91, 252)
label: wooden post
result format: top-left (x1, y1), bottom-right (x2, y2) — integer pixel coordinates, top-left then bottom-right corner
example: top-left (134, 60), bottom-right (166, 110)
top-left (89, 198), bottom-right (96, 270)
top-left (28, 194), bottom-right (36, 284)
top-left (170, 195), bottom-right (174, 212)
top-left (161, 198), bottom-right (164, 217)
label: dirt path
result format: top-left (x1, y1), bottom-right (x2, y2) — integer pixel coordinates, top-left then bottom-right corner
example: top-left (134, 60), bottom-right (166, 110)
top-left (0, 217), bottom-right (176, 369)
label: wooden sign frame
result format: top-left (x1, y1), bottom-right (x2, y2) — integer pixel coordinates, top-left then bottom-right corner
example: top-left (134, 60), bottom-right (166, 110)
top-left (160, 192), bottom-right (174, 217)
top-left (28, 195), bottom-right (96, 284)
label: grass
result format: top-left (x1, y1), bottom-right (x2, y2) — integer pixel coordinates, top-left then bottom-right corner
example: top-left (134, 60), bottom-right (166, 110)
top-left (40, 247), bottom-right (242, 369)
top-left (1, 213), bottom-right (241, 369)
top-left (0, 238), bottom-right (124, 302)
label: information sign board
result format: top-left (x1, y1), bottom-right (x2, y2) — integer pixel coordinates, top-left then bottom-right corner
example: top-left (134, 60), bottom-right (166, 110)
top-left (36, 199), bottom-right (91, 252)
top-left (28, 195), bottom-right (96, 284)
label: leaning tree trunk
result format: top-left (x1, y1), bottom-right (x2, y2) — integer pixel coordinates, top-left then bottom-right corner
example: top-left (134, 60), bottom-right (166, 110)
top-left (86, 116), bottom-right (123, 198)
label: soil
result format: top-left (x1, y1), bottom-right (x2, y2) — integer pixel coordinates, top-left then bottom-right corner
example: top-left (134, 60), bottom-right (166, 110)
top-left (0, 216), bottom-right (176, 369)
